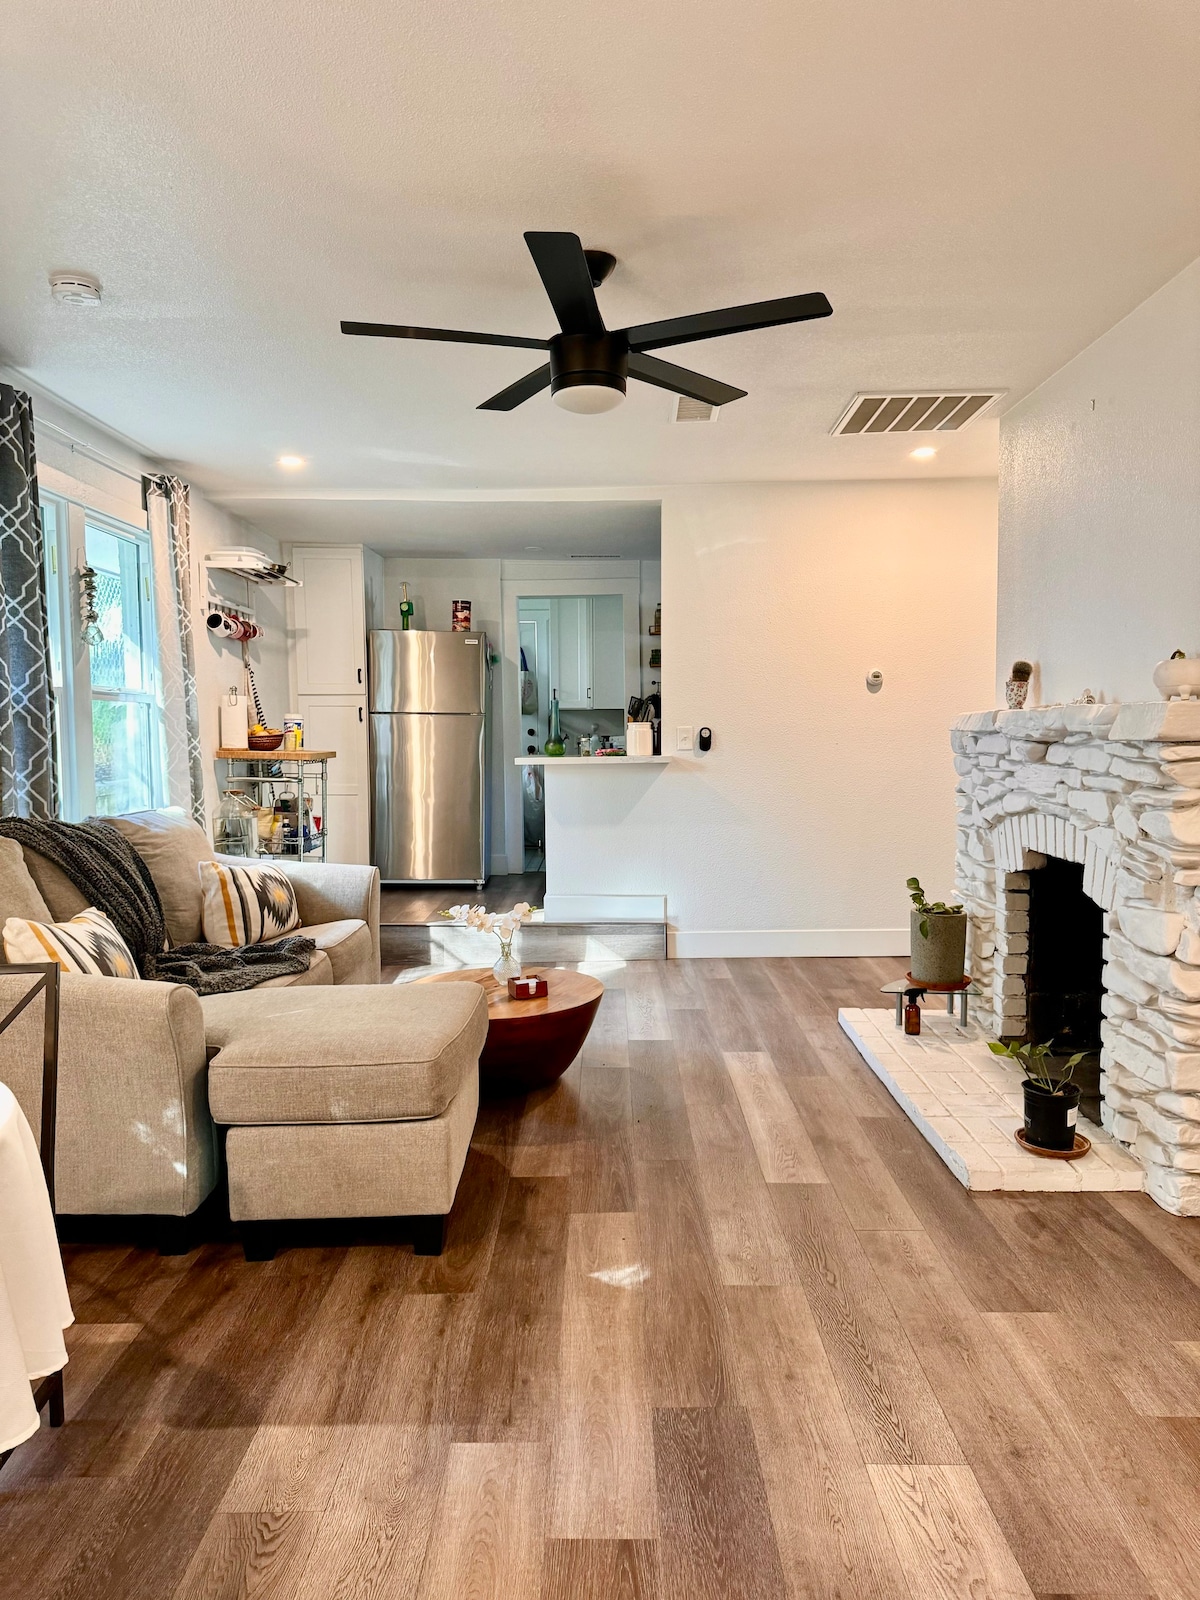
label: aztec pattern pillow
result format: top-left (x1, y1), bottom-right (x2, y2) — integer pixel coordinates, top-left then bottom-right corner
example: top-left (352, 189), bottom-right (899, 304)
top-left (199, 860), bottom-right (300, 948)
top-left (2, 906), bottom-right (141, 979)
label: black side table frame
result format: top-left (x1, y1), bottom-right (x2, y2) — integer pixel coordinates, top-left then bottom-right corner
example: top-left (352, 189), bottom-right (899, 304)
top-left (0, 962), bottom-right (64, 1469)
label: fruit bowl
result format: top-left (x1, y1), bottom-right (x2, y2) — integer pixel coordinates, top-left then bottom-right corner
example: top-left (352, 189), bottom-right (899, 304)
top-left (247, 729), bottom-right (284, 751)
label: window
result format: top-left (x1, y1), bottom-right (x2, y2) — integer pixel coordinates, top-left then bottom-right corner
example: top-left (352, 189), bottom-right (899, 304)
top-left (40, 492), bottom-right (167, 819)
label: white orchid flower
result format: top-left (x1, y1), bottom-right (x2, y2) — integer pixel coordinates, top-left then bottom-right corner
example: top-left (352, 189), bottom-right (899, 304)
top-left (442, 901), bottom-right (532, 939)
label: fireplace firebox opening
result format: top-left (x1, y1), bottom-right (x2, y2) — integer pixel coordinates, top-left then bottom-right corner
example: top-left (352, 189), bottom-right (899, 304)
top-left (1020, 857), bottom-right (1105, 1124)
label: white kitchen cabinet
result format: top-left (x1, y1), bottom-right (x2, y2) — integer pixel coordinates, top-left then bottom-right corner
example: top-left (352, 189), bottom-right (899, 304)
top-left (291, 546), bottom-right (369, 695)
top-left (549, 594), bottom-right (625, 711)
top-left (553, 596), bottom-right (592, 708)
top-left (590, 593), bottom-right (625, 708)
top-left (286, 544), bottom-right (383, 866)
top-left (297, 694), bottom-right (370, 864)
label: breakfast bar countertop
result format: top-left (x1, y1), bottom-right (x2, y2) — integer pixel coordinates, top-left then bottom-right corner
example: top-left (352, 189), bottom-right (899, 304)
top-left (514, 755), bottom-right (670, 766)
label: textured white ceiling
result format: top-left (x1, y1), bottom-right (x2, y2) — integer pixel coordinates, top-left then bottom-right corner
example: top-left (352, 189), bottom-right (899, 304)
top-left (3, 0), bottom-right (1198, 518)
top-left (220, 495), bottom-right (662, 556)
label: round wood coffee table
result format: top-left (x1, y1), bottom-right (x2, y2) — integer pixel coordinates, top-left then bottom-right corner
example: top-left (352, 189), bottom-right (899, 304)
top-left (414, 967), bottom-right (603, 1096)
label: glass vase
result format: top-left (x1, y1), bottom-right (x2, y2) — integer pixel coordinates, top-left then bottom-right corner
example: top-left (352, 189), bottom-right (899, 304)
top-left (493, 938), bottom-right (522, 982)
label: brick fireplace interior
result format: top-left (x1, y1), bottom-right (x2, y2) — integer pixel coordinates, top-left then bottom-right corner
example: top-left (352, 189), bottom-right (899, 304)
top-left (1023, 857), bottom-right (1105, 1122)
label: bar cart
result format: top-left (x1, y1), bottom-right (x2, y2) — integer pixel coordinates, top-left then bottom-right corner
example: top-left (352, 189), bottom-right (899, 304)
top-left (215, 748), bottom-right (334, 862)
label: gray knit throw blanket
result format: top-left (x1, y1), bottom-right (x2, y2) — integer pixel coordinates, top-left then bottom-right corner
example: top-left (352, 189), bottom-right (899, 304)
top-left (0, 817), bottom-right (314, 995)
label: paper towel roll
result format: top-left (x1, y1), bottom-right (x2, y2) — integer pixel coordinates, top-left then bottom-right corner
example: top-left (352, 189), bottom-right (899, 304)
top-left (627, 721), bottom-right (654, 757)
top-left (220, 689), bottom-right (249, 749)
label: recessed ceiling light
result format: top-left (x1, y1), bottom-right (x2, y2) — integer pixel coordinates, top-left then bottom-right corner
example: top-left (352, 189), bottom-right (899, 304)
top-left (909, 446), bottom-right (937, 460)
top-left (524, 544), bottom-right (544, 552)
top-left (277, 454), bottom-right (306, 469)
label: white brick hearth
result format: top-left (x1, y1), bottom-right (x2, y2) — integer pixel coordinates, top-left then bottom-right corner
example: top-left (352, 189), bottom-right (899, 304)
top-left (950, 697), bottom-right (1200, 1215)
top-left (839, 1008), bottom-right (1143, 1192)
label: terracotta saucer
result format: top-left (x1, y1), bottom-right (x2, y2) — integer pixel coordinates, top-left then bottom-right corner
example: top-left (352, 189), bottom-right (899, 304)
top-left (1014, 1127), bottom-right (1091, 1161)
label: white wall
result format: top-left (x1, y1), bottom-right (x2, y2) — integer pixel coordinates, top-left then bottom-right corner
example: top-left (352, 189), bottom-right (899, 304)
top-left (11, 373), bottom-right (289, 822)
top-left (997, 256), bottom-right (1200, 706)
top-left (548, 478), bottom-right (998, 954)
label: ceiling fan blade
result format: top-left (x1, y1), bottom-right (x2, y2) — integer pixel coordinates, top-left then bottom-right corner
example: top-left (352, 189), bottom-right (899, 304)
top-left (477, 363), bottom-right (554, 411)
top-left (523, 233), bottom-right (606, 337)
top-left (627, 353), bottom-right (747, 407)
top-left (341, 320), bottom-right (547, 350)
top-left (624, 291), bottom-right (832, 352)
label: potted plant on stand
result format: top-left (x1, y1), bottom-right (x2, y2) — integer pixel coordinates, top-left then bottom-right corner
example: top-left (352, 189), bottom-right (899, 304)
top-left (988, 1039), bottom-right (1085, 1152)
top-left (906, 878), bottom-right (967, 985)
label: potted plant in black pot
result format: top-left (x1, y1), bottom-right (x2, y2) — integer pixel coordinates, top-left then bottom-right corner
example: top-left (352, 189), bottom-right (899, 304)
top-left (988, 1039), bottom-right (1086, 1151)
top-left (906, 878), bottom-right (967, 985)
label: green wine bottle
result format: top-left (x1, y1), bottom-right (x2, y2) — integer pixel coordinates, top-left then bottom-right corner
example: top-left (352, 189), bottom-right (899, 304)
top-left (398, 582), bottom-right (414, 631)
top-left (544, 690), bottom-right (565, 756)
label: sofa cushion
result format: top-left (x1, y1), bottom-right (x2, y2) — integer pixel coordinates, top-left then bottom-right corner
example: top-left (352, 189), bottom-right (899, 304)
top-left (204, 982), bottom-right (488, 1125)
top-left (107, 809), bottom-right (215, 946)
top-left (19, 850), bottom-right (88, 921)
top-left (296, 919), bottom-right (374, 986)
top-left (0, 838), bottom-right (52, 924)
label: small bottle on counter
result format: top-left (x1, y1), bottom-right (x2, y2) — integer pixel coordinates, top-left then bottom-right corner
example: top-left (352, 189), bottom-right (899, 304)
top-left (904, 998), bottom-right (921, 1036)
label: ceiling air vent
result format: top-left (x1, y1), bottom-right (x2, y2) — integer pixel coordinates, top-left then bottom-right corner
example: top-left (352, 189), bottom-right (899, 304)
top-left (670, 395), bottom-right (718, 423)
top-left (832, 391), bottom-right (1002, 436)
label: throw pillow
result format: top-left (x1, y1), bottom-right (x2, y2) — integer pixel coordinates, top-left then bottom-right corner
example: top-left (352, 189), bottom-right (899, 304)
top-left (3, 906), bottom-right (141, 979)
top-left (199, 860), bottom-right (300, 948)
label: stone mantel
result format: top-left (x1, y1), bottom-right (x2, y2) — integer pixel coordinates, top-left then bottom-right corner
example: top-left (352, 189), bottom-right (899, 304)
top-left (951, 697), bottom-right (1200, 1215)
top-left (955, 699), bottom-right (1200, 743)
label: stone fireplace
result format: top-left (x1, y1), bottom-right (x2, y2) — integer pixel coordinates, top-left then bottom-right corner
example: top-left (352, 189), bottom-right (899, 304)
top-left (954, 698), bottom-right (1200, 1215)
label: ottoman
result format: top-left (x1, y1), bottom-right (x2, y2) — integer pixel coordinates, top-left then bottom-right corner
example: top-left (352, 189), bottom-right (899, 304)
top-left (204, 983), bottom-right (488, 1259)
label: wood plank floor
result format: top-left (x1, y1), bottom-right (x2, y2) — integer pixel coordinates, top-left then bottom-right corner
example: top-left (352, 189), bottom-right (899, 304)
top-left (380, 872), bottom-right (546, 926)
top-left (5, 955), bottom-right (1200, 1598)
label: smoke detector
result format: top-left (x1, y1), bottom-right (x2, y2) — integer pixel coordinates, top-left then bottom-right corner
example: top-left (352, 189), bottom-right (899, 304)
top-left (49, 271), bottom-right (102, 306)
top-left (670, 394), bottom-right (719, 423)
top-left (832, 390), bottom-right (1002, 435)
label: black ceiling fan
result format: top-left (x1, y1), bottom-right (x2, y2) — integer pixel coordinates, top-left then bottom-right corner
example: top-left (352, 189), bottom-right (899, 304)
top-left (341, 231), bottom-right (832, 414)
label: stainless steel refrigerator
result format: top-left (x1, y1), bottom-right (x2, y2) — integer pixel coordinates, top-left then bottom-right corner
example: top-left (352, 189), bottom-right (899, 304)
top-left (369, 630), bottom-right (490, 885)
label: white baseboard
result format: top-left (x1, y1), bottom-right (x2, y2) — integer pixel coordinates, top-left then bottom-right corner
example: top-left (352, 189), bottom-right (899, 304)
top-left (543, 892), bottom-right (667, 922)
top-left (668, 927), bottom-right (909, 959)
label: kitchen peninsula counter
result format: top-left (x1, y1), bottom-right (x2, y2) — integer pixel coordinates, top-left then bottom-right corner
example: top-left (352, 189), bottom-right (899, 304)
top-left (515, 754), bottom-right (670, 924)
top-left (514, 756), bottom-right (670, 767)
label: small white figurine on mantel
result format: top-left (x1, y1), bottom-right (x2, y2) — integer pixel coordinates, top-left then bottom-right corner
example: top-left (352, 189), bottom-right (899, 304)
top-left (1153, 650), bottom-right (1200, 701)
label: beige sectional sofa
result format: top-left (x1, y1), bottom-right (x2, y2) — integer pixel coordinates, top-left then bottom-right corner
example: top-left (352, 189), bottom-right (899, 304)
top-left (0, 810), bottom-right (485, 1254)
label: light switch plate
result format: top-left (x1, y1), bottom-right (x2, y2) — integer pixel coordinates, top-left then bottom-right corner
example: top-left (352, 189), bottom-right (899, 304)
top-left (676, 725), bottom-right (694, 751)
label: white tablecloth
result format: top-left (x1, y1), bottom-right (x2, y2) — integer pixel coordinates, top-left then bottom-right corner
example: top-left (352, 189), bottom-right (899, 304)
top-left (0, 1082), bottom-right (73, 1452)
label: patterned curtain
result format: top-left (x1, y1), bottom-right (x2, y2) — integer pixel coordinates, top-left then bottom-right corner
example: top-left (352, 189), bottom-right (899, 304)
top-left (0, 386), bottom-right (59, 818)
top-left (144, 475), bottom-right (205, 823)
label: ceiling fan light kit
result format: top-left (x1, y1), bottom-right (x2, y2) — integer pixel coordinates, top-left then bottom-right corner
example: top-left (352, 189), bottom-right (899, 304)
top-left (342, 231), bottom-right (831, 414)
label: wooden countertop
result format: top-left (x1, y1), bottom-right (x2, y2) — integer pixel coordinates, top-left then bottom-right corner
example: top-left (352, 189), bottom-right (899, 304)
top-left (217, 748), bottom-right (336, 760)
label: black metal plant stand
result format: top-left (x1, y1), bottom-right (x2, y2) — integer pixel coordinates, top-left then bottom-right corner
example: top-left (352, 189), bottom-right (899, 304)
top-left (0, 962), bottom-right (64, 1471)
